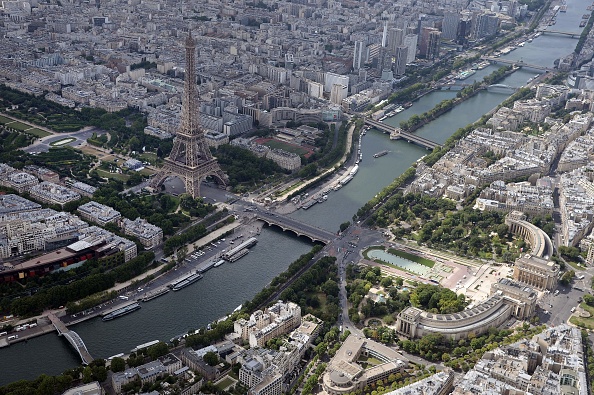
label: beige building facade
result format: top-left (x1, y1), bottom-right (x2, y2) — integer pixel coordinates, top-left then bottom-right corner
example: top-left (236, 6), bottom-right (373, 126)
top-left (395, 279), bottom-right (537, 340)
top-left (513, 254), bottom-right (559, 291)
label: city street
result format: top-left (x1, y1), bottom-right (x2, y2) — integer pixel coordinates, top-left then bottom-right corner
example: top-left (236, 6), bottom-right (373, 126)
top-left (538, 269), bottom-right (592, 327)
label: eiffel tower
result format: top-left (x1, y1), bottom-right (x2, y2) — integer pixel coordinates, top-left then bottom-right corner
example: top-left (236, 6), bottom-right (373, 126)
top-left (150, 31), bottom-right (227, 198)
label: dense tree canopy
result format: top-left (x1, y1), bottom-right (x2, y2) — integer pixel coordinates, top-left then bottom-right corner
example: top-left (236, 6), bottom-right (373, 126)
top-left (409, 284), bottom-right (467, 314)
top-left (213, 144), bottom-right (287, 189)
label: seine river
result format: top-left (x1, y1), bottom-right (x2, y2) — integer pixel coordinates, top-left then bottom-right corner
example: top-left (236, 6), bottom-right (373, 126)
top-left (0, 0), bottom-right (588, 385)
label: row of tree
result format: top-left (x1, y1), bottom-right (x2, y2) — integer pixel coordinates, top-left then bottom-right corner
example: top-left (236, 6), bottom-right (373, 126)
top-left (0, 359), bottom-right (109, 395)
top-left (213, 144), bottom-right (287, 191)
top-left (279, 256), bottom-right (340, 324)
top-left (243, 245), bottom-right (322, 312)
top-left (8, 252), bottom-right (155, 316)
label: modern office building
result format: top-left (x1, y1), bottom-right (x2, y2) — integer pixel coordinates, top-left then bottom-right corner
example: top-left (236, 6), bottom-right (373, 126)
top-left (403, 34), bottom-right (418, 63)
top-left (442, 12), bottom-right (460, 41)
top-left (419, 27), bottom-right (440, 60)
top-left (472, 13), bottom-right (499, 40)
top-left (324, 72), bottom-right (349, 93)
top-left (394, 46), bottom-right (408, 77)
top-left (330, 83), bottom-right (348, 105)
top-left (387, 28), bottom-right (404, 55)
top-left (353, 40), bottom-right (365, 70)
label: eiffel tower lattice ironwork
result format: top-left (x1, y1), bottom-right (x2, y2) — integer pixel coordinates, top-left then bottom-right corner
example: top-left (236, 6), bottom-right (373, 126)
top-left (149, 32), bottom-right (227, 198)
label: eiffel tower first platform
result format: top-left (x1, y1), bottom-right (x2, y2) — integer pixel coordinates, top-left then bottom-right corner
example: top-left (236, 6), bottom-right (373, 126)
top-left (149, 32), bottom-right (227, 198)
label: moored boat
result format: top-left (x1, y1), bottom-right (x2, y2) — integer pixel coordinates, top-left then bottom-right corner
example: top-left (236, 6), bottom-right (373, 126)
top-left (172, 272), bottom-right (203, 291)
top-left (102, 302), bottom-right (141, 321)
top-left (141, 288), bottom-right (170, 302)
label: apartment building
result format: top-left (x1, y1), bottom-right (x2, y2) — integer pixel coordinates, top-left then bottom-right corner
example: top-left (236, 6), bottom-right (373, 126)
top-left (29, 182), bottom-right (81, 207)
top-left (121, 217), bottom-right (163, 249)
top-left (78, 201), bottom-right (122, 226)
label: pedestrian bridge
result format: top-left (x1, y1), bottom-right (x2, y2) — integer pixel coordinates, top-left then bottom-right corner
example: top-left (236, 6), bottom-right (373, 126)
top-left (47, 312), bottom-right (93, 365)
top-left (487, 84), bottom-right (518, 93)
top-left (364, 118), bottom-right (440, 150)
top-left (255, 211), bottom-right (335, 244)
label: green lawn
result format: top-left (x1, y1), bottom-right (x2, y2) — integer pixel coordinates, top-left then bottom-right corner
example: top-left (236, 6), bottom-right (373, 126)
top-left (215, 376), bottom-right (236, 391)
top-left (6, 121), bottom-right (33, 131)
top-left (566, 260), bottom-right (586, 271)
top-left (139, 152), bottom-right (158, 162)
top-left (262, 139), bottom-right (309, 156)
top-left (357, 355), bottom-right (383, 368)
top-left (0, 115), bottom-right (13, 124)
top-left (96, 169), bottom-right (129, 182)
top-left (569, 303), bottom-right (594, 330)
top-left (24, 128), bottom-right (51, 138)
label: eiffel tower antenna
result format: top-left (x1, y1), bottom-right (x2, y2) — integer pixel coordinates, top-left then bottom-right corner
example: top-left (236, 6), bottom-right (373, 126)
top-left (149, 32), bottom-right (227, 198)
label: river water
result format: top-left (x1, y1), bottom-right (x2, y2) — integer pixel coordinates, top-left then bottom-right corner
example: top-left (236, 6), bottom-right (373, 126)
top-left (0, 1), bottom-right (588, 386)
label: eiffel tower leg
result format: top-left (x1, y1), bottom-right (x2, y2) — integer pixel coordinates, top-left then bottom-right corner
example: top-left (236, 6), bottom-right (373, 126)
top-left (149, 170), bottom-right (171, 191)
top-left (211, 169), bottom-right (228, 188)
top-left (185, 174), bottom-right (202, 198)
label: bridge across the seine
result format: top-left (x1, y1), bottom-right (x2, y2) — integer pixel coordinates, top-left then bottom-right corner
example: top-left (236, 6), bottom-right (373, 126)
top-left (364, 118), bottom-right (440, 150)
top-left (536, 29), bottom-right (580, 37)
top-left (481, 56), bottom-right (554, 72)
top-left (255, 211), bottom-right (335, 244)
top-left (487, 84), bottom-right (518, 93)
top-left (47, 312), bottom-right (93, 365)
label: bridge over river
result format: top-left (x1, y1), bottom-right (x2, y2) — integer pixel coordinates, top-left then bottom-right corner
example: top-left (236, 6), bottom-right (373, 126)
top-left (255, 210), bottom-right (335, 244)
top-left (364, 118), bottom-right (440, 150)
top-left (487, 84), bottom-right (518, 93)
top-left (47, 312), bottom-right (93, 365)
top-left (536, 29), bottom-right (580, 37)
top-left (481, 56), bottom-right (554, 72)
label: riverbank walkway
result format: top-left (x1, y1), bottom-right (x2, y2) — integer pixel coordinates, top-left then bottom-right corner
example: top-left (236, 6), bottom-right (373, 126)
top-left (47, 312), bottom-right (93, 365)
